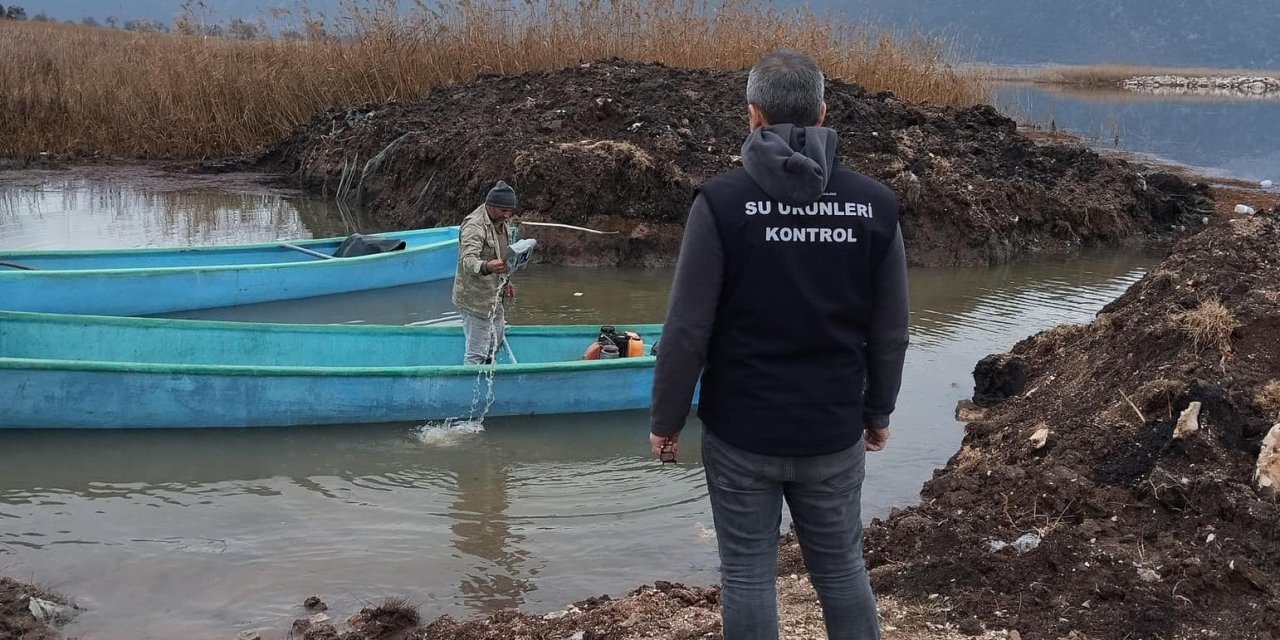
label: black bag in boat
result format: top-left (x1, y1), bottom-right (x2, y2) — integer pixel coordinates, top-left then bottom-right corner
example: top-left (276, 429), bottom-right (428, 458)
top-left (332, 233), bottom-right (407, 257)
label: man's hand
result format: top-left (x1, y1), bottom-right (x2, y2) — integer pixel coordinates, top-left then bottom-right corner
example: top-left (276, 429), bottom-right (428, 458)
top-left (483, 259), bottom-right (508, 275)
top-left (865, 426), bottom-right (890, 452)
top-left (503, 282), bottom-right (516, 302)
top-left (650, 433), bottom-right (679, 463)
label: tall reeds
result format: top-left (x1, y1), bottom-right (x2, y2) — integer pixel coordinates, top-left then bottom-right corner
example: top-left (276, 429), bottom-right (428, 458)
top-left (0, 0), bottom-right (986, 159)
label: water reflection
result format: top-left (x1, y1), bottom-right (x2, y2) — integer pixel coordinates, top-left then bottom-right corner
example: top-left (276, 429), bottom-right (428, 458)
top-left (0, 416), bottom-right (713, 637)
top-left (449, 451), bottom-right (535, 611)
top-left (995, 82), bottom-right (1280, 181)
top-left (0, 167), bottom-right (355, 250)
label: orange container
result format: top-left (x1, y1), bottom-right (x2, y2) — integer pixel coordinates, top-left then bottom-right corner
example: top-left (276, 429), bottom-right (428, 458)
top-left (624, 332), bottom-right (645, 357)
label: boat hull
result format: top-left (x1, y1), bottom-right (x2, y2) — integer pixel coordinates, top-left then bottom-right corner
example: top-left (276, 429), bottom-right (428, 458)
top-left (0, 227), bottom-right (459, 315)
top-left (0, 312), bottom-right (665, 429)
top-left (1, 362), bottom-right (657, 429)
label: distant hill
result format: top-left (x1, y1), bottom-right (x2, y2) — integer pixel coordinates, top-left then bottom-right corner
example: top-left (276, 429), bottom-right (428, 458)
top-left (829, 0), bottom-right (1280, 69)
top-left (11, 0), bottom-right (1280, 69)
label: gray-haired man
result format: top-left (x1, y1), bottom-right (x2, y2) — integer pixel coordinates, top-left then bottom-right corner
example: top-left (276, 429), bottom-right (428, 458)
top-left (650, 51), bottom-right (910, 639)
top-left (453, 180), bottom-right (518, 365)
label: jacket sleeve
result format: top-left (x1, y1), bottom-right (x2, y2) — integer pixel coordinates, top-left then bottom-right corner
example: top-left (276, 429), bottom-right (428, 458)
top-left (863, 224), bottom-right (910, 428)
top-left (650, 194), bottom-right (723, 437)
top-left (458, 218), bottom-right (487, 275)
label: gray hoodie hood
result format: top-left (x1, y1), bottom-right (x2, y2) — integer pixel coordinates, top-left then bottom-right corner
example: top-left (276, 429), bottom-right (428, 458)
top-left (741, 124), bottom-right (839, 206)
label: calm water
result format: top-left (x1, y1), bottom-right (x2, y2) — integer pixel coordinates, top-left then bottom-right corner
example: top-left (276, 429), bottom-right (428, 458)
top-left (0, 167), bottom-right (356, 250)
top-left (0, 171), bottom-right (1158, 639)
top-left (996, 83), bottom-right (1280, 182)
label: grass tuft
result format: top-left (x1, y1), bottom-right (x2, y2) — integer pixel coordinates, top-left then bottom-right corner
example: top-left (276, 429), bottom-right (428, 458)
top-left (1171, 298), bottom-right (1240, 354)
top-left (1256, 381), bottom-right (1280, 420)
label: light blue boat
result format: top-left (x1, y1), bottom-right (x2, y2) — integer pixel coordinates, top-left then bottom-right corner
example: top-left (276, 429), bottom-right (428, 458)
top-left (0, 227), bottom-right (459, 316)
top-left (0, 311), bottom-right (662, 429)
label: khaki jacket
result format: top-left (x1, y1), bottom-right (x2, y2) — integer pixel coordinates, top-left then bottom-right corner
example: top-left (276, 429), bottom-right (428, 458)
top-left (452, 204), bottom-right (511, 317)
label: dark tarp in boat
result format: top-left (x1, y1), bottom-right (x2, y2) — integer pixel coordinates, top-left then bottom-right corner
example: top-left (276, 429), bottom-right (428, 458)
top-left (332, 233), bottom-right (407, 257)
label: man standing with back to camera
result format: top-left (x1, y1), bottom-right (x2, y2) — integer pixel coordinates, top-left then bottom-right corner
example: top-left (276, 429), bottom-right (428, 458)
top-left (649, 50), bottom-right (910, 639)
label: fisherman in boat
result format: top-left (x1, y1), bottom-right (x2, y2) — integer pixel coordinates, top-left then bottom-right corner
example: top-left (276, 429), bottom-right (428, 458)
top-left (452, 180), bottom-right (518, 365)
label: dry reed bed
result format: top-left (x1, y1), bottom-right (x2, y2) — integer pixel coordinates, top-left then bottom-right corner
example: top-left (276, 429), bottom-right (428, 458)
top-left (0, 0), bottom-right (984, 160)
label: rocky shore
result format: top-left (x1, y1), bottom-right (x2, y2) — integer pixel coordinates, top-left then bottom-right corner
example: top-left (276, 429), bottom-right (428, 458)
top-left (1121, 75), bottom-right (1280, 98)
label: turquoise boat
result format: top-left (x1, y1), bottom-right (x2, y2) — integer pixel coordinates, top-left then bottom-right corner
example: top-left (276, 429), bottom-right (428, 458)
top-left (0, 311), bottom-right (663, 429)
top-left (0, 227), bottom-right (459, 316)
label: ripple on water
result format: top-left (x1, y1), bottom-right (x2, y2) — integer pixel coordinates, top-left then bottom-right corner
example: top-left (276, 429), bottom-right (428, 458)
top-left (910, 269), bottom-right (1146, 349)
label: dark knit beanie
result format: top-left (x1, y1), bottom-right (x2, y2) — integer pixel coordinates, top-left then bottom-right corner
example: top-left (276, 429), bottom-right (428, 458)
top-left (486, 180), bottom-right (517, 209)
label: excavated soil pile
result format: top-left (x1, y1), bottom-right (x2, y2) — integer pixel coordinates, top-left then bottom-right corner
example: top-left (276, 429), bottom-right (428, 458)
top-left (254, 61), bottom-right (1213, 267)
top-left (866, 216), bottom-right (1280, 639)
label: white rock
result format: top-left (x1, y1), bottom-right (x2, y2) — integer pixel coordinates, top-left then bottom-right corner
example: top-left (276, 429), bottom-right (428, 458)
top-left (26, 597), bottom-right (77, 625)
top-left (308, 612), bottom-right (331, 625)
top-left (988, 532), bottom-right (1041, 553)
top-left (1029, 427), bottom-right (1050, 449)
top-left (573, 292), bottom-right (584, 297)
top-left (1012, 532), bottom-right (1042, 552)
top-left (1262, 180), bottom-right (1274, 189)
top-left (1137, 568), bottom-right (1162, 583)
top-left (955, 398), bottom-right (986, 422)
top-left (1256, 423), bottom-right (1280, 493)
top-left (236, 632), bottom-right (262, 640)
top-left (1235, 204), bottom-right (1257, 215)
top-left (1173, 402), bottom-right (1202, 439)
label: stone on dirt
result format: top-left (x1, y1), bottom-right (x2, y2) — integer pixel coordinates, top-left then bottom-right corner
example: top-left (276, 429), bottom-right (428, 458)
top-left (1258, 423), bottom-right (1280, 493)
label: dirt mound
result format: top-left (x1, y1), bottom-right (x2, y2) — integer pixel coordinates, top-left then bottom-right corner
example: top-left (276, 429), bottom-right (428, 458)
top-left (254, 60), bottom-right (1213, 267)
top-left (865, 217), bottom-right (1280, 639)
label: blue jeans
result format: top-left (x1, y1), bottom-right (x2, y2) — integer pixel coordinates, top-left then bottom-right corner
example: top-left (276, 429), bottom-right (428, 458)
top-left (702, 429), bottom-right (880, 640)
top-left (460, 307), bottom-right (506, 365)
